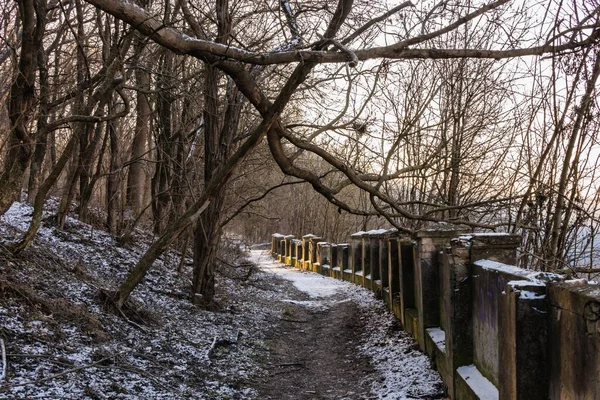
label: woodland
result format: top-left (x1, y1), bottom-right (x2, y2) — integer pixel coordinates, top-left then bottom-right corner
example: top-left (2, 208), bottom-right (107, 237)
top-left (1, 0), bottom-right (600, 308)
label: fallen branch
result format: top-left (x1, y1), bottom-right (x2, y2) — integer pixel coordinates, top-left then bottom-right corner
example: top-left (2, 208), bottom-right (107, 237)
top-left (279, 318), bottom-right (309, 323)
top-left (206, 336), bottom-right (218, 360)
top-left (0, 356), bottom-right (112, 391)
top-left (271, 367), bottom-right (304, 376)
top-left (118, 308), bottom-right (149, 333)
top-left (0, 339), bottom-right (6, 382)
top-left (276, 362), bottom-right (305, 367)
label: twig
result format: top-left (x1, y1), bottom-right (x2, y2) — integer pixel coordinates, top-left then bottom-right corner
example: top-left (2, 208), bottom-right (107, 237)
top-left (279, 318), bottom-right (309, 323)
top-left (6, 353), bottom-right (73, 367)
top-left (0, 357), bottom-right (112, 391)
top-left (271, 367), bottom-right (304, 376)
top-left (117, 308), bottom-right (148, 333)
top-left (0, 339), bottom-right (6, 382)
top-left (276, 362), bottom-right (305, 367)
top-left (206, 336), bottom-right (218, 359)
top-left (317, 34), bottom-right (358, 67)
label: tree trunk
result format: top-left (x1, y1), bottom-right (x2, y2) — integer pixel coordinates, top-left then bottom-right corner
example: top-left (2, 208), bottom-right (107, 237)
top-left (192, 200), bottom-right (222, 306)
top-left (56, 0), bottom-right (87, 227)
top-left (191, 0), bottom-right (240, 306)
top-left (126, 38), bottom-right (150, 215)
top-left (549, 51), bottom-right (600, 270)
top-left (151, 49), bottom-right (174, 234)
top-left (10, 134), bottom-right (79, 254)
top-left (27, 23), bottom-right (50, 204)
top-left (107, 103), bottom-right (121, 234)
top-left (0, 0), bottom-right (46, 215)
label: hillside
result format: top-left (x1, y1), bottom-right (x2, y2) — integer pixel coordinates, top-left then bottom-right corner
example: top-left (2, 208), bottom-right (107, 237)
top-left (0, 201), bottom-right (442, 399)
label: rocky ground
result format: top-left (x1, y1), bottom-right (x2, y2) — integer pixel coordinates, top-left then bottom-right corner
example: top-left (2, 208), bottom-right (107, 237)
top-left (0, 200), bottom-right (444, 399)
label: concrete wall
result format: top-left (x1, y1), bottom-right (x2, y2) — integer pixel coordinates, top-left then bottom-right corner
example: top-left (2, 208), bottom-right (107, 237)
top-left (270, 231), bottom-right (600, 400)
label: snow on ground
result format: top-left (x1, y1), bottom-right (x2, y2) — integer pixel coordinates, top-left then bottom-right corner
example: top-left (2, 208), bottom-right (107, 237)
top-left (255, 254), bottom-right (344, 298)
top-left (0, 200), bottom-right (442, 399)
top-left (0, 201), bottom-right (286, 399)
top-left (250, 251), bottom-right (444, 400)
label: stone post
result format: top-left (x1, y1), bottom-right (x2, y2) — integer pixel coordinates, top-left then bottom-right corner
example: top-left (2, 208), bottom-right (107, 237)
top-left (378, 230), bottom-right (393, 303)
top-left (283, 235), bottom-right (295, 265)
top-left (330, 243), bottom-right (340, 279)
top-left (317, 242), bottom-right (331, 275)
top-left (291, 239), bottom-right (302, 268)
top-left (308, 236), bottom-right (324, 272)
top-left (548, 281), bottom-right (600, 400)
top-left (351, 231), bottom-right (366, 286)
top-left (442, 240), bottom-right (473, 399)
top-left (398, 238), bottom-right (417, 330)
top-left (331, 244), bottom-right (338, 268)
top-left (444, 233), bottom-right (522, 399)
top-left (414, 227), bottom-right (466, 349)
top-left (365, 231), bottom-right (381, 290)
top-left (277, 238), bottom-right (286, 262)
top-left (499, 281), bottom-right (548, 400)
top-left (301, 234), bottom-right (317, 270)
top-left (385, 230), bottom-right (400, 310)
top-left (340, 243), bottom-right (351, 282)
top-left (271, 233), bottom-right (284, 258)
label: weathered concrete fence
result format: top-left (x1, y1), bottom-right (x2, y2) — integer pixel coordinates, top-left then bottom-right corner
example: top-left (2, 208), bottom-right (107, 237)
top-left (270, 229), bottom-right (600, 400)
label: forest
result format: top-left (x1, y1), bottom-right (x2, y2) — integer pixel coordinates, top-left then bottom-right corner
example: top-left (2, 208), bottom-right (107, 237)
top-left (1, 0), bottom-right (600, 309)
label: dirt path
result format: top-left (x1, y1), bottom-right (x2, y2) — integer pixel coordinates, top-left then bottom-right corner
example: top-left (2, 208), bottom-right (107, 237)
top-left (253, 292), bottom-right (375, 399)
top-left (248, 250), bottom-right (445, 400)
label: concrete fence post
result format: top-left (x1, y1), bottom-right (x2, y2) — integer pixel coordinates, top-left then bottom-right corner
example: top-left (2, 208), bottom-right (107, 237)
top-left (444, 239), bottom-right (474, 399)
top-left (379, 230), bottom-right (394, 306)
top-left (387, 234), bottom-right (401, 314)
top-left (451, 233), bottom-right (522, 399)
top-left (301, 234), bottom-right (316, 270)
top-left (271, 233), bottom-right (284, 258)
top-left (276, 237), bottom-right (286, 261)
top-left (499, 280), bottom-right (548, 400)
top-left (330, 244), bottom-right (341, 279)
top-left (365, 231), bottom-right (380, 290)
top-left (414, 227), bottom-right (466, 349)
top-left (283, 235), bottom-right (295, 264)
top-left (351, 232), bottom-right (366, 286)
top-left (398, 238), bottom-right (417, 331)
top-left (308, 236), bottom-right (324, 272)
top-left (548, 281), bottom-right (600, 399)
top-left (317, 242), bottom-right (331, 275)
top-left (330, 243), bottom-right (338, 268)
top-left (291, 239), bottom-right (302, 268)
top-left (340, 244), bottom-right (352, 282)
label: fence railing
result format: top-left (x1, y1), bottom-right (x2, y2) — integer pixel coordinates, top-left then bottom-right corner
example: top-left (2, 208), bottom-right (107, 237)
top-left (270, 229), bottom-right (600, 400)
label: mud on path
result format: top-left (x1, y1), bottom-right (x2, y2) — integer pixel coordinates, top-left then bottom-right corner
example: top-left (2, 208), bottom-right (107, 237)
top-left (253, 291), bottom-right (375, 399)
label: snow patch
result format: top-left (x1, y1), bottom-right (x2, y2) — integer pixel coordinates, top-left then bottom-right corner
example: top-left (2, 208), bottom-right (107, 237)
top-left (252, 253), bottom-right (346, 298)
top-left (457, 364), bottom-right (499, 400)
top-left (426, 327), bottom-right (446, 353)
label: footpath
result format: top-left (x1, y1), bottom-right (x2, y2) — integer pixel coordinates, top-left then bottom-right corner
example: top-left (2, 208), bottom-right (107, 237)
top-left (250, 250), bottom-right (445, 400)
